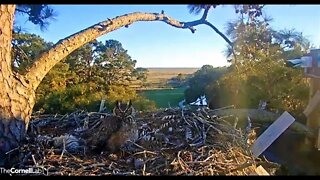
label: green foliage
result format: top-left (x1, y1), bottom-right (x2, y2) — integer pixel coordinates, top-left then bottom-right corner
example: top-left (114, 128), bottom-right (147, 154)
top-left (187, 4), bottom-right (219, 15)
top-left (184, 65), bottom-right (227, 103)
top-left (12, 32), bottom-right (53, 74)
top-left (15, 5), bottom-right (57, 31)
top-left (105, 85), bottom-right (137, 105)
top-left (168, 73), bottom-right (191, 88)
top-left (206, 15), bottom-right (310, 116)
top-left (187, 4), bottom-right (264, 18)
top-left (132, 96), bottom-right (157, 112)
top-left (35, 81), bottom-right (106, 114)
top-left (233, 5), bottom-right (264, 18)
top-left (133, 67), bottom-right (148, 83)
top-left (11, 32), bottom-right (149, 114)
top-left (94, 40), bottom-right (138, 86)
top-left (213, 60), bottom-right (309, 115)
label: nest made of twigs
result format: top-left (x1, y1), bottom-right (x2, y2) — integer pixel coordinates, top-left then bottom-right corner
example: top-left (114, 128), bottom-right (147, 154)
top-left (12, 107), bottom-right (280, 176)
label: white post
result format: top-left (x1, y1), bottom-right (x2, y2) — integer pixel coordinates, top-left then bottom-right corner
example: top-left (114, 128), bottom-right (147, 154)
top-left (99, 99), bottom-right (105, 112)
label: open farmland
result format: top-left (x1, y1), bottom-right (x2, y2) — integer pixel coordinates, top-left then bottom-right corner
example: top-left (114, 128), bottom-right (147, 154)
top-left (144, 67), bottom-right (199, 89)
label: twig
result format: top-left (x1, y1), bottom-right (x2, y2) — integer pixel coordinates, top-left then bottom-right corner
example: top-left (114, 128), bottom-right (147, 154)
top-left (31, 154), bottom-right (39, 166)
top-left (60, 138), bottom-right (66, 159)
top-left (5, 147), bottom-right (19, 154)
top-left (142, 163), bottom-right (147, 176)
top-left (128, 140), bottom-right (147, 150)
top-left (133, 150), bottom-right (158, 156)
top-left (210, 105), bottom-right (235, 112)
top-left (177, 151), bottom-right (192, 174)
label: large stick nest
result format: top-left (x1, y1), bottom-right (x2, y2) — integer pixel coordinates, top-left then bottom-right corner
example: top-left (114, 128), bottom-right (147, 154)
top-left (12, 107), bottom-right (279, 176)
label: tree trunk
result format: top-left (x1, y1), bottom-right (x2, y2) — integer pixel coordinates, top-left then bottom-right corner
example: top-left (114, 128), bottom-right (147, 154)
top-left (0, 5), bottom-right (36, 167)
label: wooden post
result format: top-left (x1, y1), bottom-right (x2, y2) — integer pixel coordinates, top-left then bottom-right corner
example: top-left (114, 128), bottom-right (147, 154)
top-left (304, 49), bottom-right (320, 148)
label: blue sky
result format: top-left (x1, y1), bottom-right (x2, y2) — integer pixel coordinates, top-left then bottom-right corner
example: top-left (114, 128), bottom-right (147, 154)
top-left (15, 5), bottom-right (320, 68)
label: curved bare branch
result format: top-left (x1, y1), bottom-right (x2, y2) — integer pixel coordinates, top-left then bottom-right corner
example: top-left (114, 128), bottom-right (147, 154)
top-left (203, 21), bottom-right (232, 46)
top-left (25, 11), bottom-right (233, 90)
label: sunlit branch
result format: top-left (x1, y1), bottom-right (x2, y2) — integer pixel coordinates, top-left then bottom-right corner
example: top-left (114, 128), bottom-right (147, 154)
top-left (25, 11), bottom-right (236, 90)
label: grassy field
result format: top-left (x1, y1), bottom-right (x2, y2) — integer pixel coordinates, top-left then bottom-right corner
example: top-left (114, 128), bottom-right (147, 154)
top-left (138, 68), bottom-right (198, 108)
top-left (139, 88), bottom-right (185, 108)
top-left (145, 67), bottom-right (199, 89)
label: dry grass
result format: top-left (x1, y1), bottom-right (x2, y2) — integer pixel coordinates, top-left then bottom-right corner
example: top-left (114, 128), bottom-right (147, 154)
top-left (145, 68), bottom-right (199, 88)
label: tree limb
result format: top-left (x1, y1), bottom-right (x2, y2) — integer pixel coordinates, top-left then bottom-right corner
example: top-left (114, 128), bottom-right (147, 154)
top-left (202, 20), bottom-right (238, 64)
top-left (203, 21), bottom-right (232, 46)
top-left (24, 11), bottom-right (233, 91)
top-left (15, 8), bottom-right (29, 14)
top-left (201, 6), bottom-right (210, 21)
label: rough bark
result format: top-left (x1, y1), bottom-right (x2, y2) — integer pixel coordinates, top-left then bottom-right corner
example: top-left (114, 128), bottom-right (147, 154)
top-left (0, 4), bottom-right (36, 166)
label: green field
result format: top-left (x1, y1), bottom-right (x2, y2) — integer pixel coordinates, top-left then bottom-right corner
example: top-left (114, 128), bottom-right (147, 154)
top-left (138, 68), bottom-right (196, 108)
top-left (139, 88), bottom-right (185, 108)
